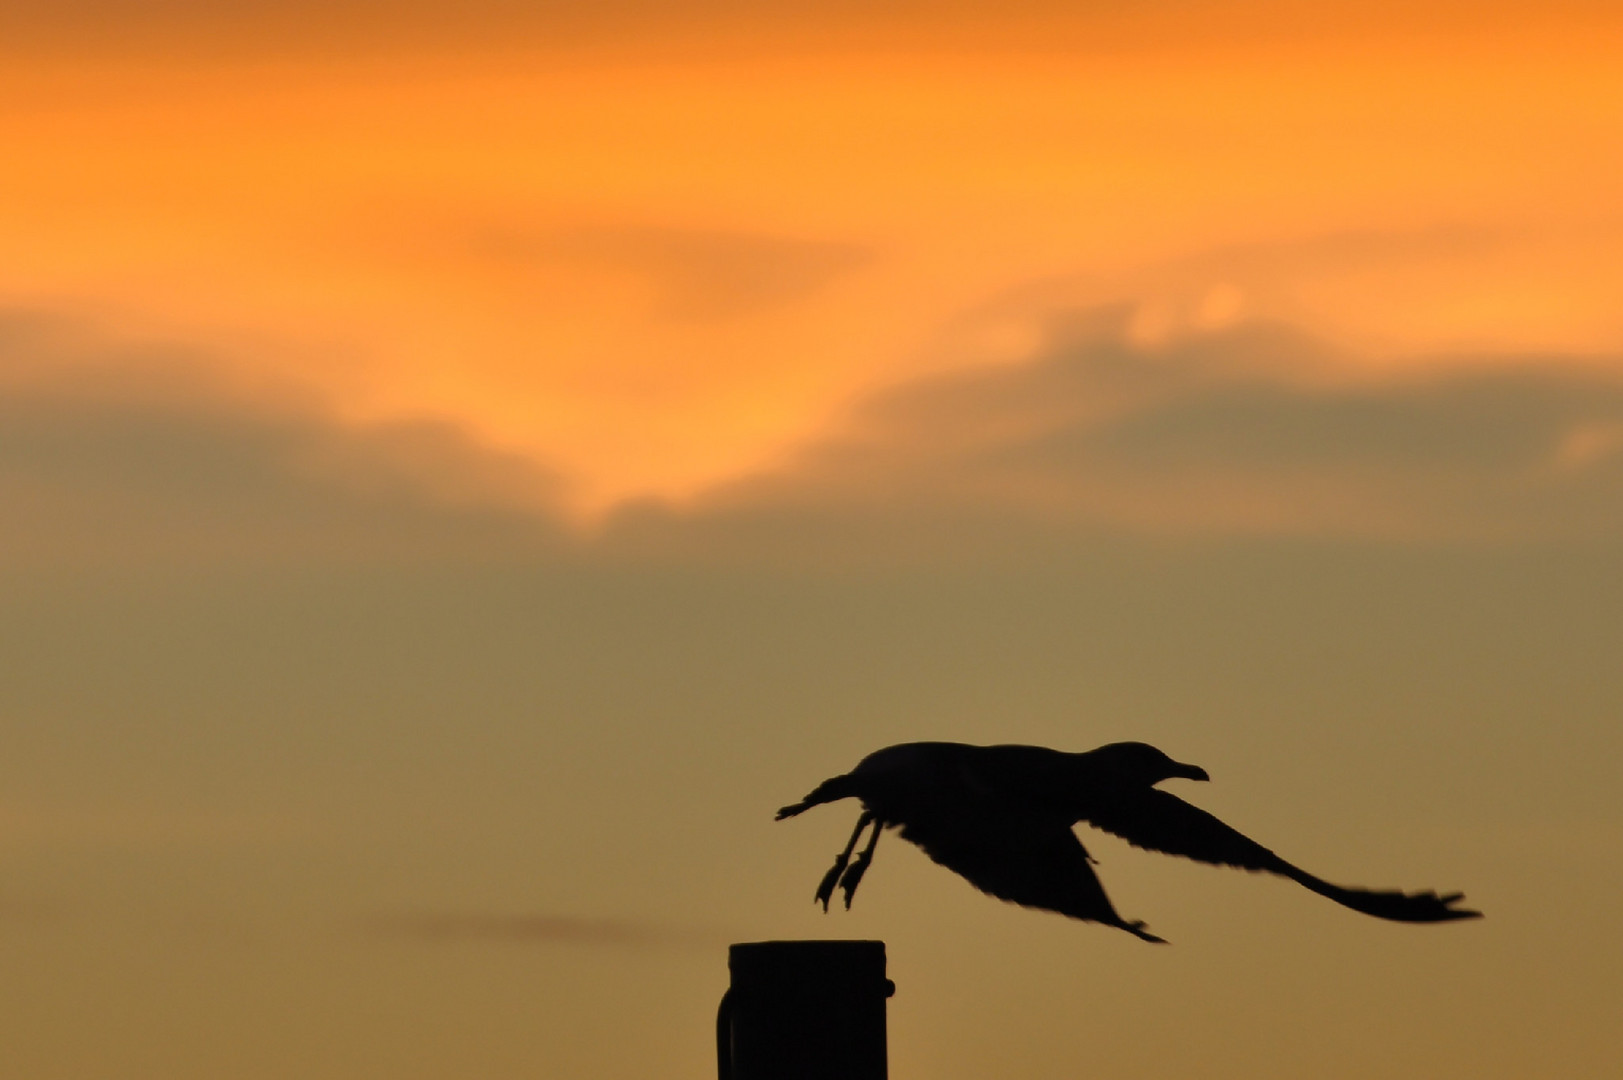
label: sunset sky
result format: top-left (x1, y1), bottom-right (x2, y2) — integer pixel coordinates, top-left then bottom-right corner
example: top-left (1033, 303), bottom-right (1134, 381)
top-left (2, 4), bottom-right (1621, 1079)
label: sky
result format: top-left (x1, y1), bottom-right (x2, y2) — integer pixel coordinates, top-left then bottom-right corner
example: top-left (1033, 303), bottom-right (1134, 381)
top-left (1, 4), bottom-right (1621, 1079)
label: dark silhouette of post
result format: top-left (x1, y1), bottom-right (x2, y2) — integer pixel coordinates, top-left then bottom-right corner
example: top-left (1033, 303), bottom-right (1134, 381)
top-left (717, 940), bottom-right (892, 1080)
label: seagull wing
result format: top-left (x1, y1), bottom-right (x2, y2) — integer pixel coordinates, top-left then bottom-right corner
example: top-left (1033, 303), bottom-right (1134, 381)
top-left (1080, 788), bottom-right (1482, 924)
top-left (895, 807), bottom-right (1165, 941)
top-left (1081, 788), bottom-right (1288, 871)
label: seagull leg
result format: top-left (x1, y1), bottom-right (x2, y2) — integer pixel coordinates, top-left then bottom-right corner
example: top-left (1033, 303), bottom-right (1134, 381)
top-left (839, 815), bottom-right (883, 909)
top-left (816, 811), bottom-right (874, 911)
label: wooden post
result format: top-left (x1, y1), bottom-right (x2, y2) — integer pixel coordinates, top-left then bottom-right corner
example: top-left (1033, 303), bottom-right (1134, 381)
top-left (718, 940), bottom-right (892, 1080)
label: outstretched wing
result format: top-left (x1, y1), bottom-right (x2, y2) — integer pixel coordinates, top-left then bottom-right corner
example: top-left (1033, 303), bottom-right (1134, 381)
top-left (1081, 788), bottom-right (1482, 924)
top-left (896, 806), bottom-right (1164, 941)
top-left (1082, 788), bottom-right (1290, 871)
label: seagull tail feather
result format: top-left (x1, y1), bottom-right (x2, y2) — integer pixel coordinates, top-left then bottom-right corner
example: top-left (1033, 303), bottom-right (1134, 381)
top-left (776, 773), bottom-right (860, 820)
top-left (1284, 866), bottom-right (1483, 923)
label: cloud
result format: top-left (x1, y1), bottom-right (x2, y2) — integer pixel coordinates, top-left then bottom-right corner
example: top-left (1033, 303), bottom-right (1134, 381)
top-left (360, 910), bottom-right (725, 949)
top-left (603, 311), bottom-right (1623, 558)
top-left (0, 313), bottom-right (569, 569)
top-left (472, 226), bottom-right (871, 322)
top-left (9, 306), bottom-right (1623, 571)
top-left (925, 222), bottom-right (1619, 365)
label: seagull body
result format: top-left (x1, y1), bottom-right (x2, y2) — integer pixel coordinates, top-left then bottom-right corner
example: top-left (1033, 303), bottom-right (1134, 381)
top-left (777, 741), bottom-right (1480, 942)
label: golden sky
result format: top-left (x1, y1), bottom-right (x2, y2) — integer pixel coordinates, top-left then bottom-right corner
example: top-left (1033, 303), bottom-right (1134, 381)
top-left (4, 2), bottom-right (1622, 512)
top-left (2, 5), bottom-right (1621, 1080)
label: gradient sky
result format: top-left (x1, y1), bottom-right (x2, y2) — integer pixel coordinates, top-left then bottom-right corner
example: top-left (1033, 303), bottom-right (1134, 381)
top-left (2, 5), bottom-right (1621, 1080)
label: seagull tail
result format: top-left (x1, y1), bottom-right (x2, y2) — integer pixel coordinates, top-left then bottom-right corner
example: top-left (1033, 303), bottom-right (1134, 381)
top-left (1284, 866), bottom-right (1483, 923)
top-left (776, 773), bottom-right (860, 820)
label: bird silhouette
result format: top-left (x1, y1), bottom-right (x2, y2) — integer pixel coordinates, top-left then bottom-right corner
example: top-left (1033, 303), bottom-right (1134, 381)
top-left (777, 741), bottom-right (1481, 942)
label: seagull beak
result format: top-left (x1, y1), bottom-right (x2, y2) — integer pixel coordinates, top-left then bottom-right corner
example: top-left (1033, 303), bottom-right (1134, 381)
top-left (1173, 762), bottom-right (1210, 782)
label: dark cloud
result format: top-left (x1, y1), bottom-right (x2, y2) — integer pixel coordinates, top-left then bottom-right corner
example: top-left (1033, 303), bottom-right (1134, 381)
top-left (605, 312), bottom-right (1623, 559)
top-left (360, 911), bottom-right (725, 949)
top-left (0, 314), bottom-right (568, 569)
top-left (9, 308), bottom-right (1623, 571)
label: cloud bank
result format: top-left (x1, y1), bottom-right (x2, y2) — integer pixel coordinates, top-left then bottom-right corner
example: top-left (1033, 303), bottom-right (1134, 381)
top-left (7, 307), bottom-right (1623, 569)
top-left (609, 311), bottom-right (1623, 557)
top-left (0, 313), bottom-right (566, 568)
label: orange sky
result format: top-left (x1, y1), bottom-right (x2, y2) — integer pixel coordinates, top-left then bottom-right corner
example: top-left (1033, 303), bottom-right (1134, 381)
top-left (4, 10), bottom-right (1623, 512)
top-left (5, 9), bottom-right (1623, 1080)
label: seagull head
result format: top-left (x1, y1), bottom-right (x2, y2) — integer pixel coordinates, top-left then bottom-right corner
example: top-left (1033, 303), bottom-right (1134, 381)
top-left (1095, 742), bottom-right (1210, 785)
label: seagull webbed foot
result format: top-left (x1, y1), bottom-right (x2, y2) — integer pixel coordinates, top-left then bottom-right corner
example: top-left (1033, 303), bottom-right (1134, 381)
top-left (839, 850), bottom-right (873, 909)
top-left (815, 854), bottom-right (849, 911)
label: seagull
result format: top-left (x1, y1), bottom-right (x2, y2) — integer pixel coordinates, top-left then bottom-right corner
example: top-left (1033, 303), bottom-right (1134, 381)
top-left (776, 741), bottom-right (1481, 942)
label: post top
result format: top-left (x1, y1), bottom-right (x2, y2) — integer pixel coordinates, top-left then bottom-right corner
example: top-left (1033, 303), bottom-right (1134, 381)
top-left (728, 940), bottom-right (888, 985)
